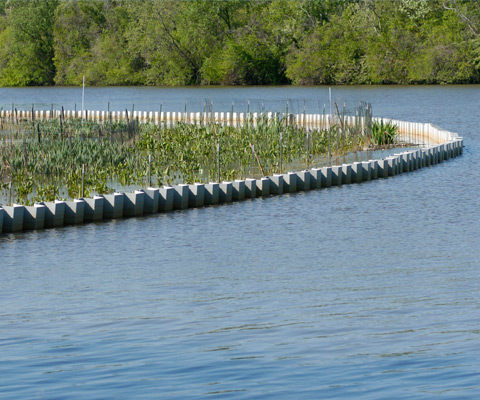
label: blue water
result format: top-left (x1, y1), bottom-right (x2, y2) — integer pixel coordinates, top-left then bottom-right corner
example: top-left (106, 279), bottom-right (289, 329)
top-left (1, 86), bottom-right (479, 399)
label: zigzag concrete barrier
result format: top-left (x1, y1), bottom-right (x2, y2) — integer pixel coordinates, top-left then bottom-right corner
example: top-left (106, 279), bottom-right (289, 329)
top-left (0, 113), bottom-right (463, 235)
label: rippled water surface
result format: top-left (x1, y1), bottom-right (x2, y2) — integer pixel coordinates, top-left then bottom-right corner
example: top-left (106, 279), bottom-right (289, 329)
top-left (1, 86), bottom-right (479, 399)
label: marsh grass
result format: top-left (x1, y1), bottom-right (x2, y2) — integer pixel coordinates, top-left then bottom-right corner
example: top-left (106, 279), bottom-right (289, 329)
top-left (0, 108), bottom-right (396, 205)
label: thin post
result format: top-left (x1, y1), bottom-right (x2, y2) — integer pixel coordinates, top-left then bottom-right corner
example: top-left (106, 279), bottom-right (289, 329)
top-left (109, 109), bottom-right (113, 141)
top-left (23, 136), bottom-right (27, 172)
top-left (329, 87), bottom-right (332, 122)
top-left (59, 106), bottom-right (63, 137)
top-left (31, 104), bottom-right (35, 135)
top-left (342, 102), bottom-right (346, 164)
top-left (217, 142), bottom-right (221, 182)
top-left (279, 130), bottom-right (283, 174)
top-left (81, 75), bottom-right (85, 120)
top-left (285, 102), bottom-right (289, 127)
top-left (250, 143), bottom-right (265, 176)
top-left (303, 100), bottom-right (306, 130)
top-left (81, 164), bottom-right (85, 198)
top-left (328, 88), bottom-right (332, 166)
top-left (306, 131), bottom-right (310, 169)
top-left (148, 154), bottom-right (152, 187)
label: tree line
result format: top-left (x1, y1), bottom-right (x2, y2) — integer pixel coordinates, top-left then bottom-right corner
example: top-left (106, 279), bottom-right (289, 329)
top-left (1, 0), bottom-right (480, 87)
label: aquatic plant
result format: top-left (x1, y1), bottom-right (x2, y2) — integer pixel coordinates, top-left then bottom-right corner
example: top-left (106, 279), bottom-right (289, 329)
top-left (0, 112), bottom-right (381, 205)
top-left (371, 120), bottom-right (398, 145)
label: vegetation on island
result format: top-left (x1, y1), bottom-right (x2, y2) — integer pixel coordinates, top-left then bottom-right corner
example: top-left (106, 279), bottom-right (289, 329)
top-left (0, 105), bottom-right (399, 205)
top-left (0, 0), bottom-right (480, 87)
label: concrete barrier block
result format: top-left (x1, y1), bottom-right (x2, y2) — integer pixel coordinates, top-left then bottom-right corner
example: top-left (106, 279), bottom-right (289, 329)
top-left (400, 153), bottom-right (410, 172)
top-left (64, 199), bottom-right (85, 225)
top-left (408, 152), bottom-right (414, 170)
top-left (296, 170), bottom-right (311, 191)
top-left (309, 168), bottom-right (322, 189)
top-left (256, 177), bottom-right (270, 197)
top-left (421, 149), bottom-right (430, 167)
top-left (219, 182), bottom-right (233, 203)
top-left (439, 144), bottom-right (445, 162)
top-left (369, 160), bottom-right (379, 180)
top-left (434, 146), bottom-right (440, 164)
top-left (342, 164), bottom-right (352, 184)
top-left (435, 145), bottom-right (441, 162)
top-left (103, 192), bottom-right (125, 219)
top-left (173, 184), bottom-right (189, 210)
top-left (43, 200), bottom-right (66, 228)
top-left (204, 182), bottom-right (220, 205)
top-left (189, 183), bottom-right (205, 208)
top-left (423, 147), bottom-right (430, 164)
top-left (244, 179), bottom-right (257, 199)
top-left (282, 172), bottom-right (297, 193)
top-left (361, 162), bottom-right (372, 181)
top-left (456, 140), bottom-right (463, 156)
top-left (269, 175), bottom-right (284, 195)
top-left (393, 154), bottom-right (403, 174)
top-left (411, 150), bottom-right (419, 169)
top-left (2, 204), bottom-right (25, 233)
top-left (124, 190), bottom-right (145, 217)
top-left (428, 147), bottom-right (435, 164)
top-left (83, 195), bottom-right (104, 222)
top-left (415, 150), bottom-right (422, 169)
top-left (321, 167), bottom-right (333, 187)
top-left (0, 207), bottom-right (4, 234)
top-left (159, 186), bottom-right (174, 212)
top-left (351, 162), bottom-right (363, 183)
top-left (386, 157), bottom-right (397, 176)
top-left (331, 166), bottom-right (343, 186)
top-left (430, 147), bottom-right (437, 164)
top-left (377, 159), bottom-right (389, 178)
top-left (143, 188), bottom-right (159, 214)
top-left (23, 203), bottom-right (46, 231)
top-left (232, 180), bottom-right (246, 201)
top-left (429, 148), bottom-right (436, 165)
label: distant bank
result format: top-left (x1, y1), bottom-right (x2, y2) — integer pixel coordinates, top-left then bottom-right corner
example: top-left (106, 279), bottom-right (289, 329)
top-left (0, 0), bottom-right (479, 87)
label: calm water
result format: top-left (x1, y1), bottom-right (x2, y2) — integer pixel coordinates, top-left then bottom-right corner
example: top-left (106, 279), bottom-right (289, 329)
top-left (1, 86), bottom-right (479, 399)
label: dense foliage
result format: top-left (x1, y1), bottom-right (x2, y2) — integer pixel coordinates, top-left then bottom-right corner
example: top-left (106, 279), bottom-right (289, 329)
top-left (1, 0), bottom-right (479, 86)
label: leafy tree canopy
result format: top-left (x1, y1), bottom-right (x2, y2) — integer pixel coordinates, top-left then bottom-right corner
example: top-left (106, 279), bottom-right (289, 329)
top-left (0, 0), bottom-right (479, 86)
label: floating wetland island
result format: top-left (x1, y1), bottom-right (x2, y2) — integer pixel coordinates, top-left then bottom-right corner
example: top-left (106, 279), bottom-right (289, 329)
top-left (0, 105), bottom-right (463, 234)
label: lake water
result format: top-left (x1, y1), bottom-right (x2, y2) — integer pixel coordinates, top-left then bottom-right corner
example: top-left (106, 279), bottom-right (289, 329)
top-left (1, 86), bottom-right (479, 399)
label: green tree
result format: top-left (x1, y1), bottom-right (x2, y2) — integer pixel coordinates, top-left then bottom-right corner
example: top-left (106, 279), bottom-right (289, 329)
top-left (53, 0), bottom-right (105, 85)
top-left (0, 0), bottom-right (58, 86)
